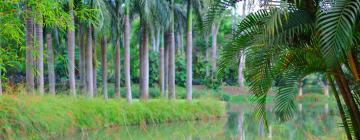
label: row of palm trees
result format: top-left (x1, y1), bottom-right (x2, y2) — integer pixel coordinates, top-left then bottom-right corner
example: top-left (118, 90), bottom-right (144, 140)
top-left (17, 0), bottom-right (224, 102)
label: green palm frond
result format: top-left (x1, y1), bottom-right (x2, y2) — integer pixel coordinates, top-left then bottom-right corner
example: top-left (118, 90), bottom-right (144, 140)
top-left (318, 0), bottom-right (360, 67)
top-left (203, 0), bottom-right (239, 31)
top-left (218, 9), bottom-right (271, 76)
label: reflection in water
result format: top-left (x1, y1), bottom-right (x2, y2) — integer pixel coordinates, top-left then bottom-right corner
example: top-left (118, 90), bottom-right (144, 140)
top-left (268, 125), bottom-right (272, 139)
top-left (65, 103), bottom-right (345, 140)
top-left (237, 111), bottom-right (245, 140)
top-left (325, 103), bottom-right (329, 114)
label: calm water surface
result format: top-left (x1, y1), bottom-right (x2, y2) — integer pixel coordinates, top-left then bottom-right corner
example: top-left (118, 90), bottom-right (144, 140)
top-left (72, 102), bottom-right (346, 140)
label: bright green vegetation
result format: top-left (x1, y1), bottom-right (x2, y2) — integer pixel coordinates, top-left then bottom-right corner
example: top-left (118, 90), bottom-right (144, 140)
top-left (0, 95), bottom-right (225, 138)
top-left (15, 94), bottom-right (343, 140)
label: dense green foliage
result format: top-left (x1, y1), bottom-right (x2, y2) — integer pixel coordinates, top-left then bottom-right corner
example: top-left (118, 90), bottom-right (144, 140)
top-left (0, 95), bottom-right (225, 138)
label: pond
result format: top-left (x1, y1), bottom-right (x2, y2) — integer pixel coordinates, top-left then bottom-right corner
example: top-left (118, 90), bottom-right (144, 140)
top-left (71, 102), bottom-right (346, 140)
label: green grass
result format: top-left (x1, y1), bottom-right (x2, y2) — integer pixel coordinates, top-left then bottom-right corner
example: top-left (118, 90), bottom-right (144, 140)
top-left (0, 95), bottom-right (225, 138)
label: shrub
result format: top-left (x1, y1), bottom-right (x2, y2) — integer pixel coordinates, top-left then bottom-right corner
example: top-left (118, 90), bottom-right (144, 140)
top-left (0, 95), bottom-right (225, 138)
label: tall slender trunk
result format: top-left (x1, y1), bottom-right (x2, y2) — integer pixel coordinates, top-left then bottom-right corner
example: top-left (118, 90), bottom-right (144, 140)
top-left (79, 23), bottom-right (86, 94)
top-left (348, 51), bottom-right (360, 81)
top-left (25, 5), bottom-right (35, 93)
top-left (36, 18), bottom-right (44, 95)
top-left (164, 34), bottom-right (169, 96)
top-left (211, 23), bottom-right (219, 77)
top-left (101, 36), bottom-right (108, 100)
top-left (92, 31), bottom-right (97, 96)
top-left (124, 6), bottom-right (132, 103)
top-left (334, 68), bottom-right (360, 139)
top-left (115, 38), bottom-right (121, 98)
top-left (47, 33), bottom-right (56, 95)
top-left (186, 0), bottom-right (193, 101)
top-left (140, 21), bottom-right (149, 100)
top-left (168, 0), bottom-right (176, 99)
top-left (67, 1), bottom-right (76, 96)
top-left (159, 31), bottom-right (165, 96)
top-left (167, 31), bottom-right (176, 99)
top-left (327, 74), bottom-right (352, 140)
top-left (86, 26), bottom-right (94, 98)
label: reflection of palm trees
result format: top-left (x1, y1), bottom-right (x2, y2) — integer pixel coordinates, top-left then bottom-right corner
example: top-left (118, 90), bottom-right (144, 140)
top-left (238, 111), bottom-right (245, 140)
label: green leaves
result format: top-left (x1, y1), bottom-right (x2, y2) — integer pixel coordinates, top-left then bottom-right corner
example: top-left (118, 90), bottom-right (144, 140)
top-left (318, 0), bottom-right (360, 67)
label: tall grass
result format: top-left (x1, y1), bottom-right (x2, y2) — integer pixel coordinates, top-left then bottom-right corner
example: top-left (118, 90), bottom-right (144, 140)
top-left (0, 95), bottom-right (225, 138)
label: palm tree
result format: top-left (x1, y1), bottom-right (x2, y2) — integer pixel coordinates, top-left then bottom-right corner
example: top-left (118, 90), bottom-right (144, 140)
top-left (167, 0), bottom-right (176, 99)
top-left (79, 22), bottom-right (87, 95)
top-left (86, 25), bottom-right (94, 97)
top-left (160, 30), bottom-right (165, 96)
top-left (211, 23), bottom-right (219, 78)
top-left (101, 36), bottom-right (108, 100)
top-left (67, 0), bottom-right (76, 96)
top-left (92, 31), bottom-right (97, 95)
top-left (114, 38), bottom-right (121, 98)
top-left (185, 0), bottom-right (203, 101)
top-left (139, 18), bottom-right (149, 100)
top-left (25, 4), bottom-right (35, 93)
top-left (124, 0), bottom-right (132, 102)
top-left (46, 33), bottom-right (56, 95)
top-left (35, 15), bottom-right (44, 95)
top-left (131, 0), bottom-right (159, 100)
top-left (186, 0), bottom-right (193, 101)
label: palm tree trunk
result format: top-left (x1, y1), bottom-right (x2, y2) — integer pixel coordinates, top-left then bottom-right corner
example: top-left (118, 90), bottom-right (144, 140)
top-left (211, 23), bottom-right (219, 78)
top-left (35, 18), bottom-right (44, 95)
top-left (334, 68), bottom-right (360, 139)
top-left (164, 34), bottom-right (169, 96)
top-left (25, 5), bottom-right (35, 93)
top-left (47, 33), bottom-right (56, 95)
top-left (115, 37), bottom-right (121, 98)
top-left (167, 30), bottom-right (176, 99)
top-left (67, 1), bottom-right (76, 96)
top-left (159, 31), bottom-right (165, 96)
top-left (327, 75), bottom-right (352, 140)
top-left (186, 0), bottom-right (193, 101)
top-left (348, 51), bottom-right (360, 81)
top-left (124, 6), bottom-right (132, 102)
top-left (92, 32), bottom-right (97, 96)
top-left (79, 23), bottom-right (86, 95)
top-left (101, 36), bottom-right (108, 100)
top-left (168, 0), bottom-right (176, 99)
top-left (86, 26), bottom-right (94, 98)
top-left (140, 21), bottom-right (149, 100)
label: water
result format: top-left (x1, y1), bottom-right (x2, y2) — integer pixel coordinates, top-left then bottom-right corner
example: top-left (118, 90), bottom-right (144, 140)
top-left (73, 102), bottom-right (346, 140)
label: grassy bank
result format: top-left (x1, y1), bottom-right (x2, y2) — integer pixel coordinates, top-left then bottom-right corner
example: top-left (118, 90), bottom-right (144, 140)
top-left (0, 95), bottom-right (225, 138)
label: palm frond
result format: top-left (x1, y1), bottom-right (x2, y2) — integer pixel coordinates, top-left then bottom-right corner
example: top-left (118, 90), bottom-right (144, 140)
top-left (318, 0), bottom-right (360, 67)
